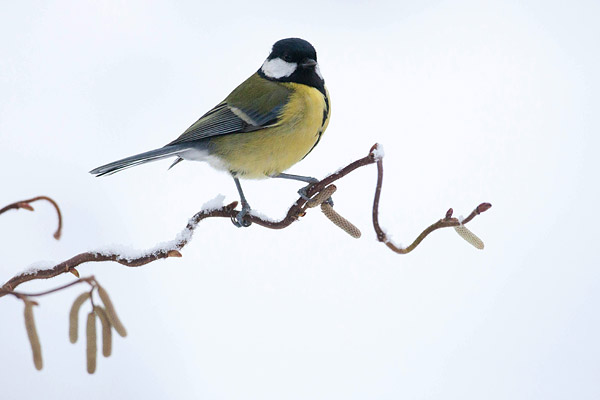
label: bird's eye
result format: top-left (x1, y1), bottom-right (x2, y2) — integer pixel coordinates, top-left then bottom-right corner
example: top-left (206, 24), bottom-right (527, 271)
top-left (282, 54), bottom-right (293, 62)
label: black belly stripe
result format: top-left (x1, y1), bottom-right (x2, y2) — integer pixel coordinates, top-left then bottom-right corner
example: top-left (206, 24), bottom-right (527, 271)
top-left (322, 95), bottom-right (329, 127)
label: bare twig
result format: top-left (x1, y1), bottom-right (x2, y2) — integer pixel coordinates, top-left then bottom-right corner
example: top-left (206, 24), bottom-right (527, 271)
top-left (2, 278), bottom-right (95, 299)
top-left (0, 196), bottom-right (62, 239)
top-left (0, 144), bottom-right (492, 297)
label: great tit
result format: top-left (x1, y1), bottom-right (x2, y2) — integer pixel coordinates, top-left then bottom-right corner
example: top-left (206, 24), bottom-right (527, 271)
top-left (90, 38), bottom-right (330, 227)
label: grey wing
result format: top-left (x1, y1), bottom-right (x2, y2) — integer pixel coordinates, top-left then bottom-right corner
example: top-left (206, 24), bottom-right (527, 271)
top-left (167, 102), bottom-right (283, 146)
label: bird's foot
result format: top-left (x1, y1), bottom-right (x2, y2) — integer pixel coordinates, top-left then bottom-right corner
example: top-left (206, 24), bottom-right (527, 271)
top-left (297, 178), bottom-right (319, 200)
top-left (298, 179), bottom-right (334, 207)
top-left (232, 201), bottom-right (252, 228)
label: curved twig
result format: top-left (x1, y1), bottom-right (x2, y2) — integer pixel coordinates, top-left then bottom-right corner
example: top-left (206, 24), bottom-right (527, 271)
top-left (0, 196), bottom-right (62, 239)
top-left (371, 155), bottom-right (491, 253)
top-left (0, 144), bottom-right (492, 297)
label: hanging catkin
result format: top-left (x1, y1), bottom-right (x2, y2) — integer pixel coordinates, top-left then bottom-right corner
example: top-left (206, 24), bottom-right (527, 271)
top-left (86, 311), bottom-right (97, 374)
top-left (97, 285), bottom-right (127, 337)
top-left (94, 306), bottom-right (112, 357)
top-left (24, 300), bottom-right (43, 370)
top-left (68, 292), bottom-right (91, 343)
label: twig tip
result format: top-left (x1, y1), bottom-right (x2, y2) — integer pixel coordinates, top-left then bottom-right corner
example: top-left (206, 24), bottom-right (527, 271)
top-left (369, 143), bottom-right (385, 160)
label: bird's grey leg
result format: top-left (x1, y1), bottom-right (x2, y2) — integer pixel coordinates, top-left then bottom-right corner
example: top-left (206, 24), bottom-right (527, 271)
top-left (232, 177), bottom-right (252, 227)
top-left (274, 173), bottom-right (319, 184)
top-left (272, 173), bottom-right (333, 206)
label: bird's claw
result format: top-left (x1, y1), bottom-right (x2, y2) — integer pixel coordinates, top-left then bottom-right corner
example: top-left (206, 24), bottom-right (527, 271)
top-left (297, 178), bottom-right (320, 201)
top-left (232, 202), bottom-right (252, 228)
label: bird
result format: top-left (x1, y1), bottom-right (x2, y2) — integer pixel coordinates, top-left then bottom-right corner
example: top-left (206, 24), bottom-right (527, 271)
top-left (90, 38), bottom-right (330, 227)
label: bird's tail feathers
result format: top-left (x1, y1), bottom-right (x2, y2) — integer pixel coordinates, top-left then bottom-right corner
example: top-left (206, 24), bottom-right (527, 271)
top-left (89, 146), bottom-right (184, 177)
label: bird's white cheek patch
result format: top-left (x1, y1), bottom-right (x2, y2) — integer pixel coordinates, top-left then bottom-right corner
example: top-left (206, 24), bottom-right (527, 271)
top-left (261, 57), bottom-right (297, 79)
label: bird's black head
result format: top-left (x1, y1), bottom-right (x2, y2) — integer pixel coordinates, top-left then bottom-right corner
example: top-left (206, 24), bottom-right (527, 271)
top-left (258, 38), bottom-right (325, 95)
top-left (269, 38), bottom-right (317, 64)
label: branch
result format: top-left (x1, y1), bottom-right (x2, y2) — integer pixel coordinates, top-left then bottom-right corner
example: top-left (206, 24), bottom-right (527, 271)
top-left (0, 196), bottom-right (62, 239)
top-left (0, 144), bottom-right (492, 297)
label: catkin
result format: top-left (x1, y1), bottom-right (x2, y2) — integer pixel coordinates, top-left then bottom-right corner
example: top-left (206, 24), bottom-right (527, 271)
top-left (97, 285), bottom-right (127, 337)
top-left (454, 225), bottom-right (485, 249)
top-left (86, 311), bottom-right (97, 374)
top-left (321, 203), bottom-right (362, 238)
top-left (307, 185), bottom-right (337, 208)
top-left (69, 292), bottom-right (91, 343)
top-left (24, 301), bottom-right (43, 371)
top-left (94, 306), bottom-right (112, 357)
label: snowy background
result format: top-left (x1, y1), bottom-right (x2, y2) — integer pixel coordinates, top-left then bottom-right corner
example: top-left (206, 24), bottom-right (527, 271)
top-left (1, 0), bottom-right (599, 399)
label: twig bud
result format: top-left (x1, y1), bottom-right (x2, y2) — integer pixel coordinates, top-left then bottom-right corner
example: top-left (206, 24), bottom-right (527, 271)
top-left (97, 285), bottom-right (127, 337)
top-left (477, 203), bottom-right (492, 214)
top-left (86, 311), bottom-right (97, 374)
top-left (19, 202), bottom-right (35, 211)
top-left (94, 306), bottom-right (112, 357)
top-left (167, 250), bottom-right (182, 258)
top-left (69, 292), bottom-right (91, 344)
top-left (24, 300), bottom-right (43, 370)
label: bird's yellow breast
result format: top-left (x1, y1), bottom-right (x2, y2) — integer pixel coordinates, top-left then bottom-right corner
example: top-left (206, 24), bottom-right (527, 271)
top-left (209, 83), bottom-right (330, 179)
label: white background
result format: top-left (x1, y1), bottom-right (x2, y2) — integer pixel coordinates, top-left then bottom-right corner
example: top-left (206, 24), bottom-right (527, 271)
top-left (1, 0), bottom-right (599, 399)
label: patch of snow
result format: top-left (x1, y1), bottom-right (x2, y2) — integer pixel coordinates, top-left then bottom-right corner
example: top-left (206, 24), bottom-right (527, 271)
top-left (91, 195), bottom-right (228, 262)
top-left (380, 225), bottom-right (404, 249)
top-left (372, 144), bottom-right (385, 160)
top-left (201, 194), bottom-right (226, 213)
top-left (20, 261), bottom-right (56, 276)
top-left (248, 208), bottom-right (279, 223)
top-left (94, 217), bottom-right (200, 262)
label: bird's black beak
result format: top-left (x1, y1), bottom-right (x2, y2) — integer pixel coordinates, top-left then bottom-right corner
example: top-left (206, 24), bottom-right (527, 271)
top-left (301, 58), bottom-right (317, 68)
